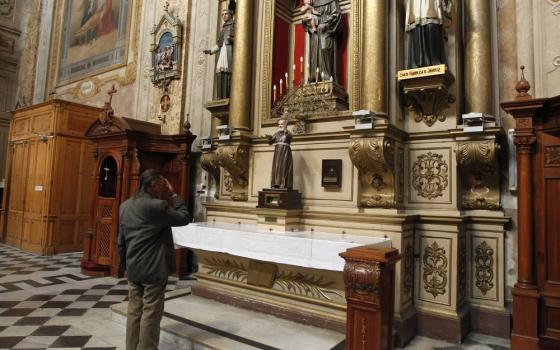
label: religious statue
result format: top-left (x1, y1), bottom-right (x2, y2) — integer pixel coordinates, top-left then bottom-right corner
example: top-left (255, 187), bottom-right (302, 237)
top-left (267, 119), bottom-right (293, 189)
top-left (405, 0), bottom-right (452, 69)
top-left (302, 0), bottom-right (342, 83)
top-left (204, 8), bottom-right (235, 100)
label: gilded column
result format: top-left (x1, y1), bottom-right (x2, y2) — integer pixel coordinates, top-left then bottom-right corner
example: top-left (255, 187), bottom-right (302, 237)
top-left (229, 0), bottom-right (254, 131)
top-left (361, 0), bottom-right (387, 115)
top-left (465, 0), bottom-right (493, 115)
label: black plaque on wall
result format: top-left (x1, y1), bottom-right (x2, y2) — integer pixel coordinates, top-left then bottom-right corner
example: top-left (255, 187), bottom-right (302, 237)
top-left (322, 159), bottom-right (342, 187)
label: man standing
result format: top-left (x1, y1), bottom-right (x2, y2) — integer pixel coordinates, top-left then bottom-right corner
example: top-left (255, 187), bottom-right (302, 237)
top-left (118, 169), bottom-right (190, 350)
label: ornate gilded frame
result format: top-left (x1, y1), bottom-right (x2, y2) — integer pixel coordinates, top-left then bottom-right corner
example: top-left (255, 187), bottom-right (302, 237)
top-left (259, 0), bottom-right (358, 126)
top-left (150, 5), bottom-right (183, 86)
top-left (48, 0), bottom-right (142, 97)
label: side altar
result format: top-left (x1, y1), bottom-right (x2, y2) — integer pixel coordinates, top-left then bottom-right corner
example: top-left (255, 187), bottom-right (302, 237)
top-left (173, 222), bottom-right (390, 330)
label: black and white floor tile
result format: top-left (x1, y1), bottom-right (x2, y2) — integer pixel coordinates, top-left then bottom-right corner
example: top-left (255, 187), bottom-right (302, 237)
top-left (0, 243), bottom-right (181, 350)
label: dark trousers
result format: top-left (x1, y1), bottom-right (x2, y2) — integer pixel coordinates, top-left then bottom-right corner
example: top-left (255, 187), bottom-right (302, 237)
top-left (126, 278), bottom-right (167, 350)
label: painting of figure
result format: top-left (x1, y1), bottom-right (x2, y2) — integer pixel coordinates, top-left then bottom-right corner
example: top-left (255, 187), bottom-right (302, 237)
top-left (58, 0), bottom-right (130, 84)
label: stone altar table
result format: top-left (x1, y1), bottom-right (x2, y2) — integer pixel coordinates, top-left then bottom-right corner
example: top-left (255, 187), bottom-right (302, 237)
top-left (172, 222), bottom-right (390, 331)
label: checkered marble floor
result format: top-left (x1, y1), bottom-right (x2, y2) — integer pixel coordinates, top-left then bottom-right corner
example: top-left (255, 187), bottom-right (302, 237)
top-left (0, 244), bottom-right (185, 350)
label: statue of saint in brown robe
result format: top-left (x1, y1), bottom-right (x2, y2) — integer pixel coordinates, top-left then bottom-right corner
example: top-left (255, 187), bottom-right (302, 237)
top-left (268, 119), bottom-right (293, 189)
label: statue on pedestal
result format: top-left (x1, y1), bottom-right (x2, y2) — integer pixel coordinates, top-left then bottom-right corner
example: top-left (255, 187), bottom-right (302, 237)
top-left (302, 0), bottom-right (342, 83)
top-left (267, 119), bottom-right (293, 189)
top-left (405, 0), bottom-right (452, 69)
top-left (204, 9), bottom-right (235, 99)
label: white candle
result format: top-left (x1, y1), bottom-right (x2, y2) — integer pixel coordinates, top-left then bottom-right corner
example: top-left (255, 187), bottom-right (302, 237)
top-left (300, 56), bottom-right (303, 74)
top-left (280, 79), bottom-right (283, 95)
top-left (315, 67), bottom-right (319, 83)
top-left (273, 84), bottom-right (277, 102)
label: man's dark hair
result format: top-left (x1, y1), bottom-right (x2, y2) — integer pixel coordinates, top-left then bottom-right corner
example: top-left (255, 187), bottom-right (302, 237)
top-left (136, 169), bottom-right (163, 197)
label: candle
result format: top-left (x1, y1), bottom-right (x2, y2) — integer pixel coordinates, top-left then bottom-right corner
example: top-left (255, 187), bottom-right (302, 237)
top-left (330, 76), bottom-right (333, 82)
top-left (321, 72), bottom-right (324, 81)
top-left (300, 56), bottom-right (303, 74)
top-left (280, 79), bottom-right (283, 95)
top-left (273, 84), bottom-right (277, 102)
top-left (315, 67), bottom-right (319, 83)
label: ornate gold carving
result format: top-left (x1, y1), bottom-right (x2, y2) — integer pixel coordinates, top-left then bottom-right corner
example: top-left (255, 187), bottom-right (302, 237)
top-left (475, 241), bottom-right (494, 296)
top-left (202, 257), bottom-right (248, 282)
top-left (343, 261), bottom-right (382, 305)
top-left (348, 137), bottom-right (396, 208)
top-left (545, 146), bottom-right (560, 166)
top-left (223, 171), bottom-right (233, 194)
top-left (423, 241), bottom-right (448, 298)
top-left (403, 242), bottom-right (413, 299)
top-left (401, 71), bottom-right (455, 126)
top-left (271, 81), bottom-right (348, 119)
top-left (215, 144), bottom-right (249, 201)
top-left (412, 152), bottom-right (449, 199)
top-left (273, 271), bottom-right (343, 301)
top-left (200, 152), bottom-right (220, 197)
top-left (456, 141), bottom-right (500, 210)
top-left (260, 0), bottom-right (275, 121)
top-left (351, 0), bottom-right (361, 110)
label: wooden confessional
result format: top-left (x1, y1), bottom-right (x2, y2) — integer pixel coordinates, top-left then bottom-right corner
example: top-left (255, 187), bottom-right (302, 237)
top-left (80, 95), bottom-right (196, 277)
top-left (502, 77), bottom-right (560, 349)
top-left (0, 100), bottom-right (100, 254)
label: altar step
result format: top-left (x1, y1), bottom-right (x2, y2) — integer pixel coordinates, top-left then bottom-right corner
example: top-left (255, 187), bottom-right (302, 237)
top-left (111, 288), bottom-right (346, 350)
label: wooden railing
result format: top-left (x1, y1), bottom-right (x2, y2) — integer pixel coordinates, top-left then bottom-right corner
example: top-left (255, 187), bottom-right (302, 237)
top-left (340, 246), bottom-right (400, 350)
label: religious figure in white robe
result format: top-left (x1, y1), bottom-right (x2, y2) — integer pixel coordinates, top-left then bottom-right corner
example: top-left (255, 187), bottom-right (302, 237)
top-left (204, 9), bottom-right (235, 99)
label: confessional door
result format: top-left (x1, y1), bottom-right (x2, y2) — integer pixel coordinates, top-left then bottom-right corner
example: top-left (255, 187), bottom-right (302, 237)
top-left (4, 142), bottom-right (30, 248)
top-left (93, 156), bottom-right (119, 267)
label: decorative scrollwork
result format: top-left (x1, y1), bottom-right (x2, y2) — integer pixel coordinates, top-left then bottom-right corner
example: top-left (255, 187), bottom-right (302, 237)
top-left (200, 152), bottom-right (220, 197)
top-left (215, 144), bottom-right (250, 201)
top-left (202, 257), bottom-right (248, 282)
top-left (412, 152), bottom-right (449, 200)
top-left (0, 0), bottom-right (14, 18)
top-left (423, 241), bottom-right (448, 298)
top-left (223, 171), bottom-right (233, 194)
top-left (456, 141), bottom-right (500, 210)
top-left (348, 137), bottom-right (396, 208)
top-left (273, 271), bottom-right (343, 301)
top-left (475, 241), bottom-right (494, 296)
top-left (545, 146), bottom-right (560, 166)
top-left (343, 261), bottom-right (382, 305)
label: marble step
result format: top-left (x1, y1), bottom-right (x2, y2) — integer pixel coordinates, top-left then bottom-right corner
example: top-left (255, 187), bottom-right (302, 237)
top-left (111, 288), bottom-right (345, 350)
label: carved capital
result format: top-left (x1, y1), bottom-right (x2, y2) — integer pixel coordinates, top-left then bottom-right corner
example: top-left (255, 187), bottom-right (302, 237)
top-left (215, 144), bottom-right (250, 201)
top-left (513, 135), bottom-right (537, 153)
top-left (348, 136), bottom-right (397, 208)
top-left (401, 71), bottom-right (455, 127)
top-left (456, 140), bottom-right (500, 210)
top-left (343, 261), bottom-right (382, 305)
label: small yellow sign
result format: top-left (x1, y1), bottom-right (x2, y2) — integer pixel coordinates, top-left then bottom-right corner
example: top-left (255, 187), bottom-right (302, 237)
top-left (397, 64), bottom-right (446, 81)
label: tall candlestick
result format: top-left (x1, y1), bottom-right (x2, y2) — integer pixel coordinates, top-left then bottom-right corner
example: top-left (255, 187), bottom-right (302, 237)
top-left (280, 79), bottom-right (283, 95)
top-left (273, 84), bottom-right (277, 102)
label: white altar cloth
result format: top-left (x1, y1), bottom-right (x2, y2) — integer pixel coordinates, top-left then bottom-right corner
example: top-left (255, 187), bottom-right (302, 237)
top-left (172, 222), bottom-right (391, 271)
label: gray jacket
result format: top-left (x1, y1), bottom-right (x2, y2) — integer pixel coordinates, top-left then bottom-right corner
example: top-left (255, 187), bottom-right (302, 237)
top-left (118, 192), bottom-right (190, 283)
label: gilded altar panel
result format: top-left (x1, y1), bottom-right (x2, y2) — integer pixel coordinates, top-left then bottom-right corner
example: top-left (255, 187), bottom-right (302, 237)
top-left (250, 141), bottom-right (355, 204)
top-left (417, 235), bottom-right (453, 307)
top-left (407, 145), bottom-right (455, 208)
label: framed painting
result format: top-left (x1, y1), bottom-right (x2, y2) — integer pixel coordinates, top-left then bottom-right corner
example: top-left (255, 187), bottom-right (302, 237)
top-left (57, 0), bottom-right (132, 85)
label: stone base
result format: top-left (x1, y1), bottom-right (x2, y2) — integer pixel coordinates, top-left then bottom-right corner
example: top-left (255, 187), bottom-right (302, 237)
top-left (470, 306), bottom-right (511, 339)
top-left (417, 307), bottom-right (470, 343)
top-left (255, 207), bottom-right (303, 232)
top-left (192, 284), bottom-right (346, 333)
top-left (394, 307), bottom-right (417, 347)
